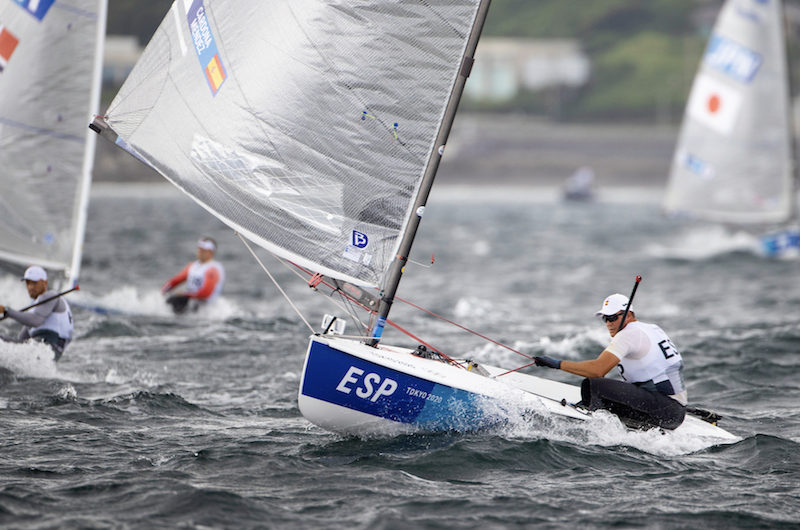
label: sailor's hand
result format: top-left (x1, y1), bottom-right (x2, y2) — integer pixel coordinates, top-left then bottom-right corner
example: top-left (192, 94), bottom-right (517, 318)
top-left (534, 356), bottom-right (562, 369)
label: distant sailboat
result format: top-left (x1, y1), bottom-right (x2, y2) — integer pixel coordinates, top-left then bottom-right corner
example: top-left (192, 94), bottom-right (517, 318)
top-left (92, 0), bottom-right (735, 440)
top-left (0, 0), bottom-right (107, 287)
top-left (563, 166), bottom-right (596, 202)
top-left (664, 0), bottom-right (799, 257)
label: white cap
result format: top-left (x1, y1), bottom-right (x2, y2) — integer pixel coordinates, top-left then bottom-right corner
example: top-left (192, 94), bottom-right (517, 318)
top-left (595, 293), bottom-right (630, 317)
top-left (22, 265), bottom-right (47, 282)
top-left (197, 239), bottom-right (216, 252)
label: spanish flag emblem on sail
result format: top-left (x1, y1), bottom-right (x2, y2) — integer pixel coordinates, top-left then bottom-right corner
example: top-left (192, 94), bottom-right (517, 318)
top-left (0, 25), bottom-right (20, 72)
top-left (205, 53), bottom-right (226, 95)
top-left (185, 0), bottom-right (227, 96)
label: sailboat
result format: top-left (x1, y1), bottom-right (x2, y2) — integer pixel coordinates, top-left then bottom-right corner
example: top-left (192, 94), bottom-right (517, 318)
top-left (664, 0), bottom-right (799, 257)
top-left (91, 0), bottom-right (735, 440)
top-left (0, 0), bottom-right (107, 287)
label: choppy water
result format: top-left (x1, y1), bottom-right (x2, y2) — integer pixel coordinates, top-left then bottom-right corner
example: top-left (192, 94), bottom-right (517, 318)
top-left (1, 184), bottom-right (799, 529)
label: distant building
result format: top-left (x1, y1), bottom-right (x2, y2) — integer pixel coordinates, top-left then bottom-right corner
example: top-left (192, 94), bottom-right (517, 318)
top-left (464, 38), bottom-right (590, 103)
top-left (103, 35), bottom-right (141, 87)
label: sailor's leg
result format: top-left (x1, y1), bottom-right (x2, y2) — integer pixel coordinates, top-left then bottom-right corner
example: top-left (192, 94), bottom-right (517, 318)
top-left (581, 378), bottom-right (685, 430)
top-left (166, 295), bottom-right (190, 314)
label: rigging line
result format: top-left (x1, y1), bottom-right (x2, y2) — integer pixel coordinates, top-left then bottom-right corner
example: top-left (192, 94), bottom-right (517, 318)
top-left (395, 296), bottom-right (536, 361)
top-left (271, 258), bottom-right (461, 365)
top-left (493, 360), bottom-right (537, 378)
top-left (267, 255), bottom-right (371, 334)
top-left (384, 319), bottom-right (465, 368)
top-left (236, 232), bottom-right (315, 334)
top-left (261, 258), bottom-right (458, 365)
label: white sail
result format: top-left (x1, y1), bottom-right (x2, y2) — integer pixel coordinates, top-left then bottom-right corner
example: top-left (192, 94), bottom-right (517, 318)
top-left (0, 0), bottom-right (107, 286)
top-left (664, 0), bottom-right (795, 225)
top-left (95, 0), bottom-right (483, 288)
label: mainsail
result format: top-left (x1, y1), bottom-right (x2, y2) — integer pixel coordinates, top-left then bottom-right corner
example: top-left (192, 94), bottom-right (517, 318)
top-left (0, 0), bottom-right (107, 286)
top-left (664, 0), bottom-right (795, 225)
top-left (93, 0), bottom-right (486, 289)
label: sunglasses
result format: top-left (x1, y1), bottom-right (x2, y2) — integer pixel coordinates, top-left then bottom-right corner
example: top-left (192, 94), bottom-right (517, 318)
top-left (602, 312), bottom-right (625, 323)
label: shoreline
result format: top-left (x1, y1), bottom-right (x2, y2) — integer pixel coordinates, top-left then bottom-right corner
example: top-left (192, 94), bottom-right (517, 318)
top-left (89, 181), bottom-right (665, 204)
top-left (92, 115), bottom-right (679, 188)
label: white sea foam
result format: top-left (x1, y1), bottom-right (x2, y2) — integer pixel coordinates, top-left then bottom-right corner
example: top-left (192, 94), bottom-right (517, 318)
top-left (71, 286), bottom-right (239, 321)
top-left (502, 401), bottom-right (735, 457)
top-left (0, 275), bottom-right (35, 308)
top-left (646, 225), bottom-right (762, 260)
top-left (0, 340), bottom-right (58, 379)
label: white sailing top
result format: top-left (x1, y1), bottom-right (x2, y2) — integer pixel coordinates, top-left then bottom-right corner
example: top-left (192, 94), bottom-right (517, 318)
top-left (605, 321), bottom-right (687, 405)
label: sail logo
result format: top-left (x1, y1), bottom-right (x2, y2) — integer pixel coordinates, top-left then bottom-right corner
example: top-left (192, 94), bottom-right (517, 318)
top-left (184, 0), bottom-right (227, 95)
top-left (687, 73), bottom-right (744, 136)
top-left (0, 25), bottom-right (19, 72)
top-left (13, 0), bottom-right (55, 21)
top-left (704, 34), bottom-right (763, 84)
top-left (680, 152), bottom-right (715, 181)
top-left (351, 230), bottom-right (369, 249)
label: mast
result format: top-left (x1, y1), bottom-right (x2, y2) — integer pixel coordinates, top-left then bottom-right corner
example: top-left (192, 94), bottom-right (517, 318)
top-left (67, 0), bottom-right (107, 289)
top-left (367, 0), bottom-right (492, 346)
top-left (782, 0), bottom-right (799, 223)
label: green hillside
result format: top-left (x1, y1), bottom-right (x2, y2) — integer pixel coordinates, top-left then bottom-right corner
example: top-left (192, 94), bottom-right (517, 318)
top-left (478, 0), bottom-right (708, 121)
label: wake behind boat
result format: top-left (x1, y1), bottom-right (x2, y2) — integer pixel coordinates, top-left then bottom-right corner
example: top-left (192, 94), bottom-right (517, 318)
top-left (92, 0), bottom-right (736, 442)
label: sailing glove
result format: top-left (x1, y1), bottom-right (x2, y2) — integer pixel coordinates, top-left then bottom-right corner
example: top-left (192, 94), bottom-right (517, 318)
top-left (534, 356), bottom-right (561, 369)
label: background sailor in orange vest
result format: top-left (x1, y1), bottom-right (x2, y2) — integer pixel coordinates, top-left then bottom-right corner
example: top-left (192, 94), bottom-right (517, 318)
top-left (161, 238), bottom-right (226, 314)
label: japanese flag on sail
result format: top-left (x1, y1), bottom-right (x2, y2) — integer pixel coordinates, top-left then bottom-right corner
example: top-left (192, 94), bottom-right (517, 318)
top-left (0, 25), bottom-right (20, 72)
top-left (687, 73), bottom-right (743, 136)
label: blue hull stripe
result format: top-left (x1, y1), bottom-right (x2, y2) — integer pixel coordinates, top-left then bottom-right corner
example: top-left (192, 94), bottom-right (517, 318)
top-left (302, 341), bottom-right (497, 430)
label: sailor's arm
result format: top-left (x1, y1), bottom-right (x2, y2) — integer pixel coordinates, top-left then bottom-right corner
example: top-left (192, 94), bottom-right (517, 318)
top-left (161, 263), bottom-right (192, 294)
top-left (1, 305), bottom-right (49, 328)
top-left (559, 351), bottom-right (620, 378)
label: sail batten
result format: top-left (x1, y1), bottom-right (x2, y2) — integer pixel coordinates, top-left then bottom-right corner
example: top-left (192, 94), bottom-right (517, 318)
top-left (100, 0), bottom-right (483, 288)
top-left (0, 0), bottom-right (106, 284)
top-left (664, 0), bottom-right (795, 226)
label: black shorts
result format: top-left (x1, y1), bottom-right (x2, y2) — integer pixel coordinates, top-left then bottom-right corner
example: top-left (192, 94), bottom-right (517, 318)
top-left (581, 378), bottom-right (686, 430)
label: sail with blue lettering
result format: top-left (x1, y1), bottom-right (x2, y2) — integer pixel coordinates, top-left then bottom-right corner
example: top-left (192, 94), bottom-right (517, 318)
top-left (664, 0), bottom-right (795, 226)
top-left (92, 0), bottom-right (483, 288)
top-left (0, 0), bottom-right (107, 286)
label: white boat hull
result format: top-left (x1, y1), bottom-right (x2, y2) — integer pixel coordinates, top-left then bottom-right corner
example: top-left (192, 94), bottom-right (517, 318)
top-left (298, 336), bottom-right (738, 441)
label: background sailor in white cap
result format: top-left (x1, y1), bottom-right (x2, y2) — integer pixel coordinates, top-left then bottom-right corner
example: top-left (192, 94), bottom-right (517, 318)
top-left (0, 266), bottom-right (74, 361)
top-left (533, 293), bottom-right (687, 430)
top-left (161, 237), bottom-right (226, 314)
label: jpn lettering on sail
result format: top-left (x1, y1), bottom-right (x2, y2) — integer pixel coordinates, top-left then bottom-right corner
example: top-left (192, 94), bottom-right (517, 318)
top-left (664, 0), bottom-right (794, 225)
top-left (0, 0), bottom-right (105, 278)
top-left (102, 0), bottom-right (482, 287)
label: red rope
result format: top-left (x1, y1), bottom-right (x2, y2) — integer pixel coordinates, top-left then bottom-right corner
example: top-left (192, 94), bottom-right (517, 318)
top-left (384, 318), bottom-right (465, 369)
top-left (292, 263), bottom-right (527, 373)
top-left (395, 296), bottom-right (535, 361)
top-left (494, 360), bottom-right (538, 378)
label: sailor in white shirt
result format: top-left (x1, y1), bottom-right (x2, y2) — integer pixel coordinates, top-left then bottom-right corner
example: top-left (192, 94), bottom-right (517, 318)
top-left (533, 293), bottom-right (686, 430)
top-left (0, 266), bottom-right (74, 361)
